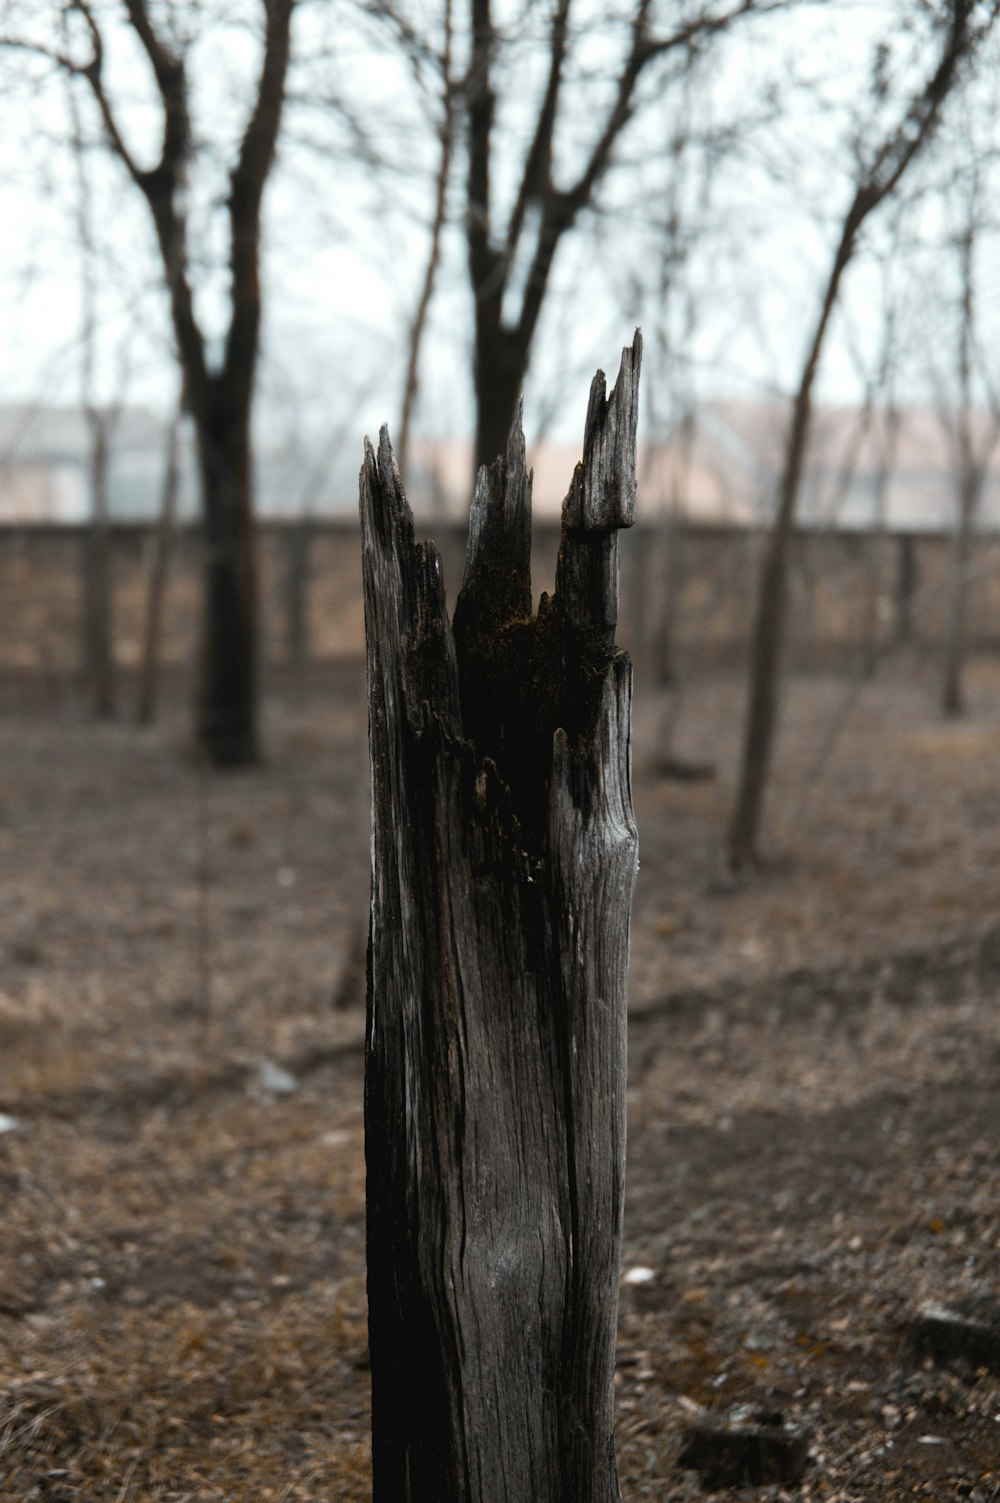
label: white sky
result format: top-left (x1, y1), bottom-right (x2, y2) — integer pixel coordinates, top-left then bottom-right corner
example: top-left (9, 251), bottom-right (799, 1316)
top-left (0, 0), bottom-right (998, 483)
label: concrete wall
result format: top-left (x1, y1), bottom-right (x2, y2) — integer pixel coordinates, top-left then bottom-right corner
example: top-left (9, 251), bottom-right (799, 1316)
top-left (3, 519), bottom-right (1000, 690)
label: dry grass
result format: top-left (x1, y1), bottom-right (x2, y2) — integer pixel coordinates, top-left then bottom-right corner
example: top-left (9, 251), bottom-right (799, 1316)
top-left (3, 658), bottom-right (1000, 1498)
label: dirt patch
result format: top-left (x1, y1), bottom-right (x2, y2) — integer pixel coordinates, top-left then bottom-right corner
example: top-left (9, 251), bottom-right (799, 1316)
top-left (2, 659), bottom-right (1000, 1499)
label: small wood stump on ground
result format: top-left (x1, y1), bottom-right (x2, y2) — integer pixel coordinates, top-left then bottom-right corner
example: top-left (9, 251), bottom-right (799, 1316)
top-left (909, 1300), bottom-right (1000, 1377)
top-left (678, 1406), bottom-right (811, 1490)
top-left (360, 334), bottom-right (641, 1501)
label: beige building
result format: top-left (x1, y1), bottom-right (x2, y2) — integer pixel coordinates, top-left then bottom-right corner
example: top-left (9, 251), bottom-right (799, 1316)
top-left (0, 404), bottom-right (182, 524)
top-left (405, 403), bottom-right (1000, 532)
top-left (3, 400), bottom-right (999, 532)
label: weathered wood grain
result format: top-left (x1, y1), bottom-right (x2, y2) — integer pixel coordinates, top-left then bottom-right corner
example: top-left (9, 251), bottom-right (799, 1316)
top-left (361, 332), bottom-right (641, 1502)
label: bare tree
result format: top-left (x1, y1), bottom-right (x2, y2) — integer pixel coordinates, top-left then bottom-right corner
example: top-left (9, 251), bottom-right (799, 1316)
top-left (464, 0), bottom-right (792, 473)
top-left (937, 147), bottom-right (1000, 714)
top-left (80, 405), bottom-right (116, 715)
top-left (137, 381), bottom-right (186, 726)
top-left (68, 60), bottom-right (117, 718)
top-left (727, 0), bottom-right (989, 871)
top-left (861, 278), bottom-right (904, 677)
top-left (5, 0), bottom-right (296, 764)
top-left (396, 0), bottom-right (455, 480)
top-left (638, 80), bottom-right (725, 761)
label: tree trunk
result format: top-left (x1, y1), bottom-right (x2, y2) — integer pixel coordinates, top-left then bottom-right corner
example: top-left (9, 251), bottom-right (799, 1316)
top-left (942, 473), bottom-right (977, 717)
top-left (727, 228), bottom-right (854, 872)
top-left (727, 524), bottom-right (792, 870)
top-left (941, 193), bottom-right (989, 720)
top-left (861, 410), bottom-right (899, 679)
top-left (362, 334), bottom-right (641, 1502)
top-left (284, 518), bottom-right (312, 670)
top-left (656, 507), bottom-right (687, 687)
top-left (895, 532), bottom-right (917, 642)
top-left (473, 325), bottom-right (529, 474)
top-left (860, 532), bottom-right (883, 681)
top-left (137, 398), bottom-right (184, 725)
top-left (82, 411), bottom-right (115, 718)
top-left (726, 0), bottom-right (976, 870)
top-left (193, 396), bottom-right (258, 766)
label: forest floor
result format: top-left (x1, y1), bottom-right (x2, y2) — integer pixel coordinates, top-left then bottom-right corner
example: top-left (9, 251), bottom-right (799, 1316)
top-left (1, 652), bottom-right (1000, 1501)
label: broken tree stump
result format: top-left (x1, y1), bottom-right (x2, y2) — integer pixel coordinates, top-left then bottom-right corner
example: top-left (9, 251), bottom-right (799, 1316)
top-left (360, 333), bottom-right (641, 1501)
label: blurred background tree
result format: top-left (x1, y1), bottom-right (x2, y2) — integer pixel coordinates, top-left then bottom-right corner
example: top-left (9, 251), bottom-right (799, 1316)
top-left (2, 0), bottom-right (1000, 841)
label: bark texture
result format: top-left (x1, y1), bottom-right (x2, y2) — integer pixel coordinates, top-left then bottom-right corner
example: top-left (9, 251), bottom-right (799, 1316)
top-left (362, 334), bottom-right (641, 1502)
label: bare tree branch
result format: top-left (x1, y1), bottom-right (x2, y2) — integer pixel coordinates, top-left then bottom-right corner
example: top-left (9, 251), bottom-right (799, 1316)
top-left (398, 0), bottom-right (454, 477)
top-left (504, 0), bottom-right (571, 265)
top-left (224, 0), bottom-right (296, 407)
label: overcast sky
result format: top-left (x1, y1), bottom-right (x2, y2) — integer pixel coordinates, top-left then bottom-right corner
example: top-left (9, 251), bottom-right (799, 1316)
top-left (1, 0), bottom-right (998, 485)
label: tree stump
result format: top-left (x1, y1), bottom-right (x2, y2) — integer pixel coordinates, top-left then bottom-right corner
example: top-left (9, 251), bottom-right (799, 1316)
top-left (360, 333), bottom-right (641, 1502)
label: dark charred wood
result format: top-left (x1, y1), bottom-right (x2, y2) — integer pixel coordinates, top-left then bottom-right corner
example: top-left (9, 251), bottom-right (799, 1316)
top-left (362, 333), bottom-right (641, 1501)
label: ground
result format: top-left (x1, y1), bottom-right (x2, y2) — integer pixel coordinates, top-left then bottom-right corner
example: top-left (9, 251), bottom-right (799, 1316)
top-left (1, 654), bottom-right (999, 1501)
